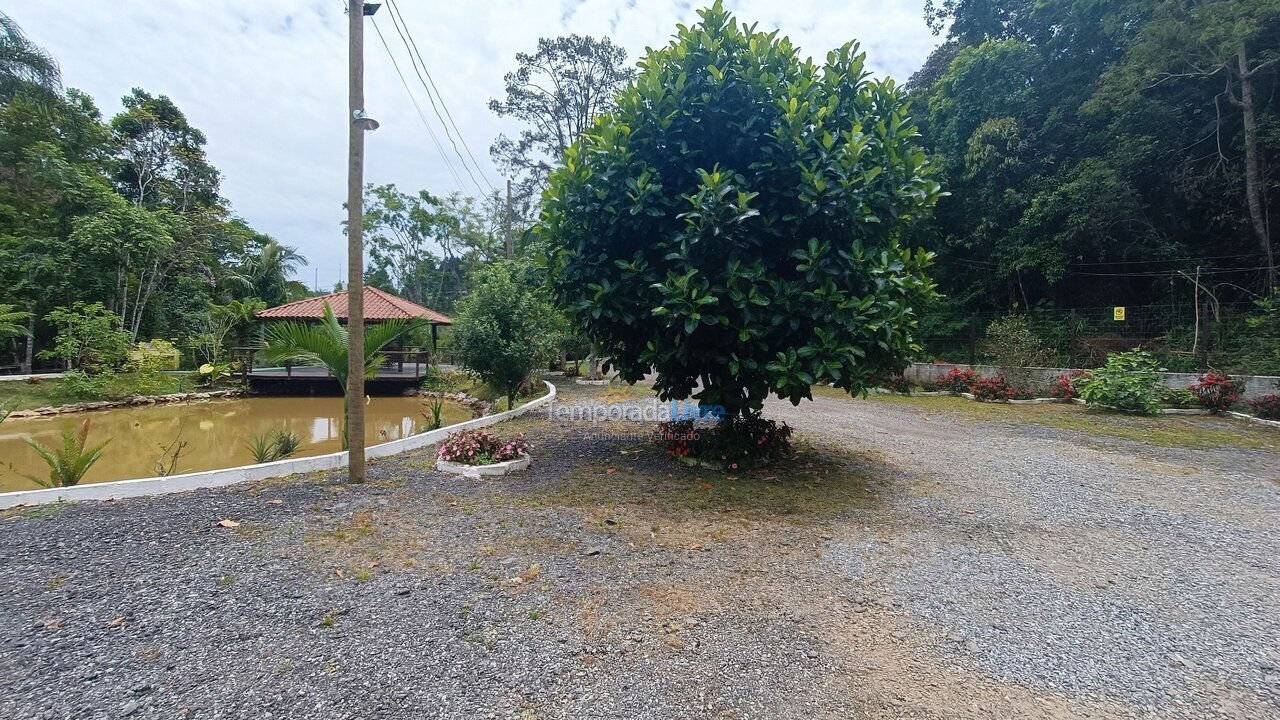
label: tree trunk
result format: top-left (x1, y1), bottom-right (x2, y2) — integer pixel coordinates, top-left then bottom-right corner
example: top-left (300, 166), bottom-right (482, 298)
top-left (586, 341), bottom-right (602, 381)
top-left (22, 304), bottom-right (34, 374)
top-left (1239, 44), bottom-right (1275, 289)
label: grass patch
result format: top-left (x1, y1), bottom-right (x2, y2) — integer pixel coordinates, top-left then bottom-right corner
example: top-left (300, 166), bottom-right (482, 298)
top-left (518, 439), bottom-right (881, 522)
top-left (0, 373), bottom-right (197, 411)
top-left (838, 391), bottom-right (1279, 451)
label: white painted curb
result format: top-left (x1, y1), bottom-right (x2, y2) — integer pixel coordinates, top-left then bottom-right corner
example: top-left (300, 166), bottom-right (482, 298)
top-left (436, 453), bottom-right (531, 479)
top-left (0, 381), bottom-right (557, 509)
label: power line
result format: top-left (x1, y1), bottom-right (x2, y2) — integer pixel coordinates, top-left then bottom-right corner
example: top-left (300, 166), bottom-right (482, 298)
top-left (382, 0), bottom-right (494, 195)
top-left (370, 17), bottom-right (467, 191)
top-left (385, 0), bottom-right (496, 194)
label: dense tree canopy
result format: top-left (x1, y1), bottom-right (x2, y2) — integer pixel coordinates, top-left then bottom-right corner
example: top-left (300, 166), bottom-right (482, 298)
top-left (910, 0), bottom-right (1280, 316)
top-left (0, 12), bottom-right (304, 371)
top-left (538, 2), bottom-right (941, 419)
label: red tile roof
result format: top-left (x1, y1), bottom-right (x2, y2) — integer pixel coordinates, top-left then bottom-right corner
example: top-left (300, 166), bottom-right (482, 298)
top-left (256, 287), bottom-right (452, 324)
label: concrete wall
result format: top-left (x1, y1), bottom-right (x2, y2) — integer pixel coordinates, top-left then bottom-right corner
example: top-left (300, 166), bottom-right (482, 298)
top-left (0, 381), bottom-right (557, 509)
top-left (904, 363), bottom-right (1280, 401)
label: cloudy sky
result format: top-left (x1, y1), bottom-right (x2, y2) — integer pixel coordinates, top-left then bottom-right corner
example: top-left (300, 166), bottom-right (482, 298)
top-left (13, 1), bottom-right (940, 288)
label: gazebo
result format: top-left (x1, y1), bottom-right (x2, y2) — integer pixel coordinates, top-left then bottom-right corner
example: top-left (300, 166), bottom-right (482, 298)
top-left (241, 287), bottom-right (452, 394)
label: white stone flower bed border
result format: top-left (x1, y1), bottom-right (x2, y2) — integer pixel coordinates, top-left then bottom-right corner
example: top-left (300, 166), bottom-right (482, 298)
top-left (0, 381), bottom-right (557, 509)
top-left (436, 453), bottom-right (532, 480)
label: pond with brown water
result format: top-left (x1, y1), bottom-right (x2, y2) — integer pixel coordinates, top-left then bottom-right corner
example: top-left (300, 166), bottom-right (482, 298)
top-left (0, 396), bottom-right (473, 493)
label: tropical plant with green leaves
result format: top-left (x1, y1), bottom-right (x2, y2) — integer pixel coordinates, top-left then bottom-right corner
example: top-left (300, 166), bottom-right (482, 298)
top-left (0, 11), bottom-right (60, 103)
top-left (261, 302), bottom-right (420, 447)
top-left (245, 430), bottom-right (301, 463)
top-left (537, 1), bottom-right (940, 422)
top-left (0, 303), bottom-right (31, 339)
top-left (21, 417), bottom-right (109, 488)
top-left (1078, 349), bottom-right (1165, 415)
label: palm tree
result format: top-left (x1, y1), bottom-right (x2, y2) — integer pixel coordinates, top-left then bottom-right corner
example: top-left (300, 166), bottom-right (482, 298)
top-left (0, 13), bottom-right (60, 103)
top-left (261, 302), bottom-right (420, 450)
top-left (0, 303), bottom-right (30, 339)
top-left (243, 242), bottom-right (308, 305)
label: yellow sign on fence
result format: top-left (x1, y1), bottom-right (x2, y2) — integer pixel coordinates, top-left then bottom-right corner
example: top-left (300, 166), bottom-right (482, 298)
top-left (1113, 306), bottom-right (1126, 321)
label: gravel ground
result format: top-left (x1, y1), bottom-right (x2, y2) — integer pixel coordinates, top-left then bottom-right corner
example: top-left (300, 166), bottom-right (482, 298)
top-left (0, 378), bottom-right (1276, 719)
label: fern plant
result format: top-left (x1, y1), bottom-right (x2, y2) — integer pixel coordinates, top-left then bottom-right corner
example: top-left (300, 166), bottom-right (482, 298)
top-left (22, 417), bottom-right (110, 488)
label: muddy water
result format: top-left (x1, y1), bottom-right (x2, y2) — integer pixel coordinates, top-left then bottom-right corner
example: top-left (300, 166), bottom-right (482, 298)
top-left (0, 396), bottom-right (473, 493)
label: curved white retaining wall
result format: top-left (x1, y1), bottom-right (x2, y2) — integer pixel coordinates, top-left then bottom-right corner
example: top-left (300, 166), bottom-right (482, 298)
top-left (0, 381), bottom-right (556, 509)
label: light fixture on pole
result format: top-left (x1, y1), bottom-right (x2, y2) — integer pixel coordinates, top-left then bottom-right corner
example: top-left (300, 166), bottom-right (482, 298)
top-left (352, 109), bottom-right (380, 131)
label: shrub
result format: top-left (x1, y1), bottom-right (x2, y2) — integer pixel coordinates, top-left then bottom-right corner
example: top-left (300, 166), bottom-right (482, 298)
top-left (60, 368), bottom-right (115, 400)
top-left (939, 367), bottom-right (979, 394)
top-left (880, 375), bottom-right (912, 394)
top-left (1050, 370), bottom-right (1088, 400)
top-left (1188, 373), bottom-right (1244, 414)
top-left (1158, 386), bottom-right (1198, 409)
top-left (970, 375), bottom-right (1030, 402)
top-left (537, 2), bottom-right (940, 419)
top-left (981, 315), bottom-right (1054, 368)
top-left (1077, 350), bottom-right (1164, 415)
top-left (1249, 394), bottom-right (1280, 420)
top-left (655, 415), bottom-right (793, 469)
top-left (437, 429), bottom-right (530, 466)
top-left (421, 393), bottom-right (445, 431)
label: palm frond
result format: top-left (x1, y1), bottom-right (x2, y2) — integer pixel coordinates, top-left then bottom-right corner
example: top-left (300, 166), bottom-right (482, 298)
top-left (0, 303), bottom-right (31, 339)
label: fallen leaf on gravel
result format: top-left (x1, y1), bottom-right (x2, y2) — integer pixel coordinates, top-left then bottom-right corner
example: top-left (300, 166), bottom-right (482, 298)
top-left (216, 519), bottom-right (240, 528)
top-left (108, 616), bottom-right (125, 627)
top-left (606, 467), bottom-right (616, 474)
top-left (662, 635), bottom-right (685, 650)
top-left (266, 499), bottom-right (283, 505)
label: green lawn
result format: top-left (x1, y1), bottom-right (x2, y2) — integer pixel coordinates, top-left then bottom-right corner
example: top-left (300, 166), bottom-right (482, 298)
top-left (0, 373), bottom-right (196, 411)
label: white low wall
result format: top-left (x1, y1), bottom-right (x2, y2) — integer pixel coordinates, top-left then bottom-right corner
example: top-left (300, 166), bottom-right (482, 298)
top-left (0, 381), bottom-right (557, 509)
top-left (905, 363), bottom-right (1280, 401)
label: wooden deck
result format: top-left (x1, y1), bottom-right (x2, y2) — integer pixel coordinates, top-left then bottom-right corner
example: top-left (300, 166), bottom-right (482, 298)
top-left (236, 349), bottom-right (434, 396)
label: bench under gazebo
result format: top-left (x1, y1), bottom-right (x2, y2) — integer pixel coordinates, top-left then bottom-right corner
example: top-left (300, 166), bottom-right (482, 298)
top-left (238, 287), bottom-right (452, 395)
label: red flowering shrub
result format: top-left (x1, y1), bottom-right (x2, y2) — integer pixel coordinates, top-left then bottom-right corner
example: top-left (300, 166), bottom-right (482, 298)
top-left (655, 415), bottom-right (792, 468)
top-left (437, 429), bottom-right (530, 466)
top-left (1188, 373), bottom-right (1244, 414)
top-left (1050, 370), bottom-right (1089, 400)
top-left (970, 375), bottom-right (1017, 402)
top-left (939, 367), bottom-right (979, 394)
top-left (880, 374), bottom-right (912, 394)
top-left (1249, 394), bottom-right (1280, 420)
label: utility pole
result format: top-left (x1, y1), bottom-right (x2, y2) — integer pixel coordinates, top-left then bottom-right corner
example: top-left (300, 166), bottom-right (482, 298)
top-left (346, 0), bottom-right (378, 483)
top-left (504, 178), bottom-right (514, 259)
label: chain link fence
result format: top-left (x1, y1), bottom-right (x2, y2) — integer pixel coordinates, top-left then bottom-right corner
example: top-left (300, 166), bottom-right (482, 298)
top-left (918, 302), bottom-right (1278, 375)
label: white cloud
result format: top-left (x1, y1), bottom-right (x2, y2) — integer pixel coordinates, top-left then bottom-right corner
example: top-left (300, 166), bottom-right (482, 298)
top-left (12, 0), bottom-right (938, 289)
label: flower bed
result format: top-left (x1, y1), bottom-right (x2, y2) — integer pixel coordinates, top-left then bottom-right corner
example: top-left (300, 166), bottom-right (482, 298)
top-left (435, 429), bottom-right (532, 479)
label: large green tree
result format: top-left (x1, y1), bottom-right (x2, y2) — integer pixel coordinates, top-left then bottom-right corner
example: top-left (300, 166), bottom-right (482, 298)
top-left (489, 34), bottom-right (634, 219)
top-left (538, 2), bottom-right (940, 419)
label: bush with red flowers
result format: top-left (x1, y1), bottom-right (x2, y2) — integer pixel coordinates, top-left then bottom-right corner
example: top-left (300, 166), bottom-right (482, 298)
top-left (970, 375), bottom-right (1017, 402)
top-left (437, 429), bottom-right (530, 466)
top-left (880, 374), bottom-right (912, 394)
top-left (939, 367), bottom-right (979, 394)
top-left (655, 414), bottom-right (793, 469)
top-left (1249, 394), bottom-right (1280, 420)
top-left (1188, 372), bottom-right (1245, 414)
top-left (1050, 370), bottom-right (1089, 401)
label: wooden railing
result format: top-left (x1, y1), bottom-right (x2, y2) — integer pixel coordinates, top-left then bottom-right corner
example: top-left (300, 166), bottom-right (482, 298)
top-left (231, 347), bottom-right (436, 380)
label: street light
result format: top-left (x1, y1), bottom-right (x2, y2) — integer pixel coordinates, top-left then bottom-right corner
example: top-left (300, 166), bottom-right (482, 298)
top-left (352, 109), bottom-right (379, 131)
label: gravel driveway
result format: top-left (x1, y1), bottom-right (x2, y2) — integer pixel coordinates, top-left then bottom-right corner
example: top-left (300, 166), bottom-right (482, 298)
top-left (0, 379), bottom-right (1276, 719)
